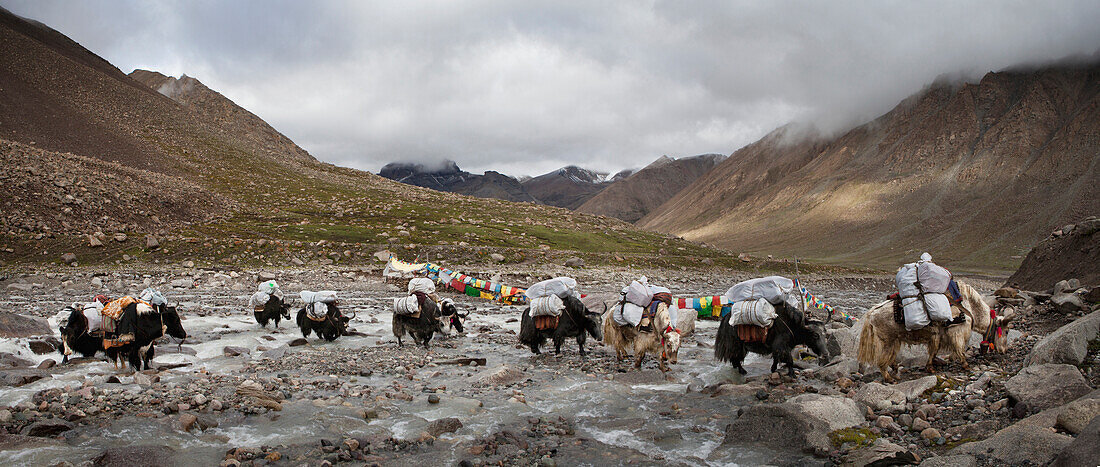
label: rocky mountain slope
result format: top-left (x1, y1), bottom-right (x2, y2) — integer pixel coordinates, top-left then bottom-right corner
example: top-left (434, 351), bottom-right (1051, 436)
top-left (640, 61), bottom-right (1100, 271)
top-left (0, 7), bottom-right (729, 268)
top-left (578, 154), bottom-right (725, 223)
top-left (521, 166), bottom-right (629, 209)
top-left (378, 161), bottom-right (538, 203)
top-left (1007, 216), bottom-right (1099, 290)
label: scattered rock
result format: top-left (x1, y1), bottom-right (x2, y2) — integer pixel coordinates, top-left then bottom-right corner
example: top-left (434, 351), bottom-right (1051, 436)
top-left (920, 455), bottom-right (976, 467)
top-left (288, 338), bottom-right (308, 347)
top-left (489, 253), bottom-right (505, 262)
top-left (564, 257), bottom-right (585, 268)
top-left (722, 403), bottom-right (830, 456)
top-left (426, 417), bottom-right (462, 436)
top-left (21, 419), bottom-right (74, 437)
top-left (853, 382), bottom-right (906, 410)
top-left (843, 438), bottom-right (919, 466)
top-left (179, 413), bottom-right (198, 432)
top-left (27, 340), bottom-right (55, 354)
top-left (1005, 364), bottom-right (1091, 411)
top-left (1055, 398), bottom-right (1100, 434)
top-left (112, 233), bottom-right (127, 242)
top-left (0, 313), bottom-right (52, 338)
top-left (144, 235), bottom-right (160, 250)
top-left (61, 253), bottom-right (77, 265)
top-left (1025, 310), bottom-right (1100, 366)
top-left (1053, 414), bottom-right (1100, 467)
top-left (893, 375), bottom-right (938, 402)
top-left (222, 346), bottom-right (250, 357)
top-left (787, 394), bottom-right (863, 431)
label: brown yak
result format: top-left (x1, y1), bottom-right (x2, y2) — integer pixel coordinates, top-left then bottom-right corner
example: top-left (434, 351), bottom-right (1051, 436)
top-left (857, 281), bottom-right (1014, 382)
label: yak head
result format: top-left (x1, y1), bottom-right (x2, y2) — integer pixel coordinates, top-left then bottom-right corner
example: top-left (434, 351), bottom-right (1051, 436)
top-left (803, 318), bottom-right (830, 365)
top-left (59, 305), bottom-right (87, 359)
top-left (160, 305), bottom-right (187, 340)
top-left (989, 306), bottom-right (1016, 354)
top-left (280, 302), bottom-right (292, 321)
top-left (663, 328), bottom-right (682, 364)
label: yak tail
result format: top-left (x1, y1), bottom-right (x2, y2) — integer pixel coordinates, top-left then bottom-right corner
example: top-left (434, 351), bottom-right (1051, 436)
top-left (601, 313), bottom-right (621, 346)
top-left (856, 317), bottom-right (876, 365)
top-left (713, 319), bottom-right (736, 363)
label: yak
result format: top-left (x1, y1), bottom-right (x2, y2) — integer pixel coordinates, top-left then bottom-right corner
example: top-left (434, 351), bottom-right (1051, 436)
top-left (107, 303), bottom-right (188, 371)
top-left (296, 302), bottom-right (351, 341)
top-left (438, 298), bottom-right (469, 336)
top-left (602, 303), bottom-right (681, 372)
top-left (392, 295), bottom-right (443, 347)
top-left (255, 295), bottom-right (291, 329)
top-left (59, 305), bottom-right (105, 363)
top-left (518, 295), bottom-right (602, 357)
top-left (714, 303), bottom-right (829, 377)
top-left (857, 280), bottom-right (1014, 382)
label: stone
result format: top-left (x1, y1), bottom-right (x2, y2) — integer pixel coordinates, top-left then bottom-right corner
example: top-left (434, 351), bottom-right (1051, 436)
top-left (181, 260), bottom-right (195, 268)
top-left (722, 403), bottom-right (831, 456)
top-left (132, 373), bottom-right (153, 386)
top-left (874, 415), bottom-right (895, 429)
top-left (257, 272), bottom-right (276, 282)
top-left (1053, 414), bottom-right (1100, 467)
top-left (21, 419), bottom-right (74, 437)
top-left (288, 338), bottom-right (308, 347)
top-left (261, 346), bottom-right (286, 360)
top-left (36, 359), bottom-right (55, 369)
top-left (1055, 398), bottom-right (1100, 434)
top-left (920, 455), bottom-right (977, 467)
top-left (61, 253), bottom-right (77, 265)
top-left (88, 235), bottom-right (103, 247)
top-left (893, 375), bottom-right (937, 401)
top-left (374, 250), bottom-right (393, 262)
top-left (91, 445), bottom-right (176, 467)
top-left (1052, 291), bottom-right (1088, 313)
top-left (920, 427), bottom-right (940, 441)
top-left (825, 326), bottom-right (858, 358)
top-left (564, 257), bottom-right (585, 268)
top-left (0, 369), bottom-right (48, 387)
top-left (1005, 364), bottom-right (1091, 411)
top-left (426, 417), bottom-right (462, 436)
top-left (27, 340), bottom-right (55, 354)
top-left (0, 313), bottom-right (52, 338)
top-left (144, 235), bottom-right (160, 250)
top-left (113, 233), bottom-right (127, 242)
top-left (842, 438), bottom-right (919, 467)
top-left (489, 253), bottom-right (505, 262)
top-left (1026, 310), bottom-right (1100, 366)
top-left (170, 278), bottom-right (194, 288)
top-left (912, 417), bottom-right (932, 432)
top-left (427, 394), bottom-right (440, 404)
top-left (853, 382), bottom-right (906, 410)
top-left (815, 356), bottom-right (859, 382)
top-left (223, 346), bottom-right (250, 357)
top-left (179, 413), bottom-right (198, 432)
top-left (787, 394), bottom-right (862, 431)
top-left (192, 394), bottom-right (208, 406)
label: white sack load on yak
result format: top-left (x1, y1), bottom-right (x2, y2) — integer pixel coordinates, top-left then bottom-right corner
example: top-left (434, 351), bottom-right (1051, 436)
top-left (530, 294), bottom-right (565, 317)
top-left (249, 281), bottom-right (284, 309)
top-left (394, 278), bottom-right (440, 317)
top-left (393, 295), bottom-right (421, 316)
top-left (407, 277), bottom-right (435, 295)
top-left (727, 298), bottom-right (778, 327)
top-left (895, 253), bottom-right (954, 331)
top-left (75, 300), bottom-right (104, 333)
top-left (139, 287), bottom-right (167, 307)
top-left (724, 276), bottom-right (802, 312)
top-left (613, 277), bottom-right (652, 326)
top-left (301, 290), bottom-right (338, 321)
top-left (524, 277), bottom-right (579, 300)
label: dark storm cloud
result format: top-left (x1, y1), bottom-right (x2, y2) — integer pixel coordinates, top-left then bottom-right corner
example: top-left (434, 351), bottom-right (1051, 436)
top-left (4, 0), bottom-right (1100, 176)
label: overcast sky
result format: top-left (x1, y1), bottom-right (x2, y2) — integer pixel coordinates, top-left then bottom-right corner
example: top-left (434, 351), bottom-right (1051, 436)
top-left (4, 1), bottom-right (1100, 176)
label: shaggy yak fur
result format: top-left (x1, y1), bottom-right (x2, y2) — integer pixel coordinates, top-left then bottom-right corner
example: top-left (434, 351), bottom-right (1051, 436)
top-left (296, 303), bottom-right (350, 341)
top-left (714, 303), bottom-right (829, 377)
top-left (602, 303), bottom-right (681, 371)
top-left (518, 295), bottom-right (602, 357)
top-left (438, 299), bottom-right (469, 336)
top-left (392, 297), bottom-right (443, 347)
top-left (108, 303), bottom-right (188, 371)
top-left (857, 281), bottom-right (1014, 382)
top-left (255, 295), bottom-right (291, 329)
top-left (59, 306), bottom-right (105, 363)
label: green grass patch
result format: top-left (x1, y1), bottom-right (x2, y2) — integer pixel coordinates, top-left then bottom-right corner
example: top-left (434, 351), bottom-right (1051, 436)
top-left (829, 427), bottom-right (878, 449)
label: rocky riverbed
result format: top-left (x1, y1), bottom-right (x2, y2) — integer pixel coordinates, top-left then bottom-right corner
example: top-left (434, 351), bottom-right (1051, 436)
top-left (0, 265), bottom-right (1097, 466)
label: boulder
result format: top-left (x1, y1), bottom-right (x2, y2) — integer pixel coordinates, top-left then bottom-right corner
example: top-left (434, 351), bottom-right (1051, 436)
top-left (842, 438), bottom-right (919, 466)
top-left (61, 253), bottom-right (77, 265)
top-left (91, 445), bottom-right (176, 467)
top-left (815, 356), bottom-right (859, 382)
top-left (892, 375), bottom-right (937, 402)
top-left (0, 352), bottom-right (33, 367)
top-left (853, 382), bottom-right (906, 410)
top-left (426, 417), bottom-right (462, 437)
top-left (564, 257), bottom-right (585, 268)
top-left (953, 414), bottom-right (1073, 465)
top-left (261, 346), bottom-right (287, 360)
top-left (722, 403), bottom-right (830, 456)
top-left (1053, 414), bottom-right (1100, 467)
top-left (112, 233), bottom-right (127, 242)
top-left (0, 313), bottom-right (52, 338)
top-left (374, 250), bottom-right (393, 262)
top-left (1055, 398), bottom-right (1100, 434)
top-left (920, 455), bottom-right (976, 467)
top-left (825, 325), bottom-right (858, 357)
top-left (21, 419), bottom-right (74, 437)
top-left (88, 235), bottom-right (103, 247)
top-left (787, 394), bottom-right (863, 431)
top-left (1026, 310), bottom-right (1100, 366)
top-left (0, 369), bottom-right (49, 386)
top-left (144, 235), bottom-right (160, 250)
top-left (1005, 364), bottom-right (1091, 411)
top-left (1052, 290), bottom-right (1089, 313)
top-left (489, 253), bottom-right (505, 262)
top-left (170, 278), bottom-right (194, 288)
top-left (222, 346), bottom-right (250, 357)
top-left (27, 340), bottom-right (55, 355)
top-left (257, 272), bottom-right (276, 282)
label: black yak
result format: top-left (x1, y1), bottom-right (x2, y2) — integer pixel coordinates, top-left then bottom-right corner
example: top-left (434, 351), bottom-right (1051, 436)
top-left (518, 295), bottom-right (602, 357)
top-left (254, 295), bottom-right (291, 329)
top-left (107, 303), bottom-right (188, 371)
top-left (714, 304), bottom-right (829, 377)
top-left (296, 303), bottom-right (351, 341)
top-left (438, 298), bottom-right (469, 335)
top-left (392, 294), bottom-right (443, 347)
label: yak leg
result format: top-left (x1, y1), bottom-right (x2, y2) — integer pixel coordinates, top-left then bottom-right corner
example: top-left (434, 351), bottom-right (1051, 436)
top-left (529, 342), bottom-right (541, 355)
top-left (144, 345), bottom-right (155, 371)
top-left (634, 349), bottom-right (646, 368)
top-left (783, 349), bottom-right (796, 377)
top-left (926, 337), bottom-right (940, 374)
top-left (881, 341), bottom-right (901, 383)
top-left (553, 336), bottom-right (564, 354)
top-left (576, 333), bottom-right (587, 357)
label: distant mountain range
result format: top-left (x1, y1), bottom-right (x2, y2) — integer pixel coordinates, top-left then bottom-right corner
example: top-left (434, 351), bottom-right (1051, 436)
top-left (378, 161), bottom-right (538, 203)
top-left (578, 154), bottom-right (726, 222)
top-left (520, 166), bottom-right (632, 209)
top-left (640, 60), bottom-right (1100, 270)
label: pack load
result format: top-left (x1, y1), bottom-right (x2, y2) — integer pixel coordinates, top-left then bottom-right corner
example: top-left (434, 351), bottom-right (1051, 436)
top-left (249, 291), bottom-right (273, 310)
top-left (300, 290), bottom-right (338, 321)
top-left (258, 280), bottom-right (284, 300)
top-left (624, 277), bottom-right (653, 306)
top-left (895, 253), bottom-right (953, 330)
top-left (393, 295), bottom-right (421, 316)
top-left (724, 276), bottom-right (802, 311)
top-left (648, 285), bottom-right (676, 328)
top-left (524, 277), bottom-right (579, 300)
top-left (407, 277), bottom-right (436, 295)
top-left (727, 298), bottom-right (778, 327)
top-left (139, 288), bottom-right (167, 307)
top-left (81, 300), bottom-right (104, 333)
top-left (612, 302), bottom-right (646, 326)
top-left (530, 295), bottom-right (565, 317)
